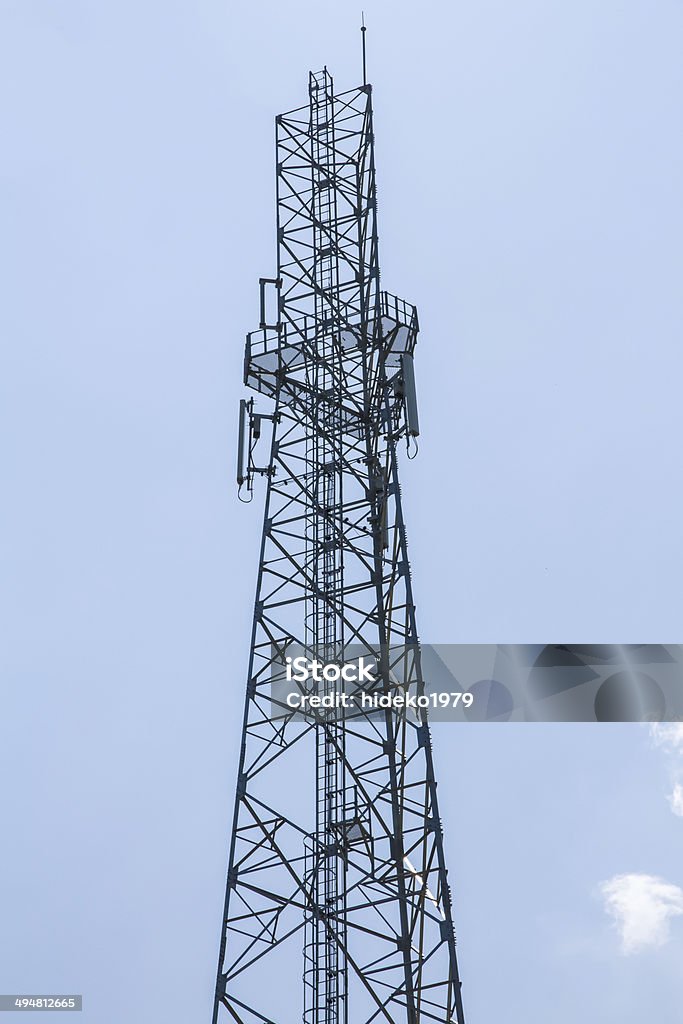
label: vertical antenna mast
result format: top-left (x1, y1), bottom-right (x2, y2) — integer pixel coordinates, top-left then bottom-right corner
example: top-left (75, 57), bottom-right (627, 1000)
top-left (361, 13), bottom-right (367, 86)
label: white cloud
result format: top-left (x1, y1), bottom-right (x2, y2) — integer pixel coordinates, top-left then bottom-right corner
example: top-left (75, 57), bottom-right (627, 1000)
top-left (650, 723), bottom-right (683, 818)
top-left (650, 722), bottom-right (683, 753)
top-left (668, 783), bottom-right (683, 818)
top-left (601, 873), bottom-right (683, 954)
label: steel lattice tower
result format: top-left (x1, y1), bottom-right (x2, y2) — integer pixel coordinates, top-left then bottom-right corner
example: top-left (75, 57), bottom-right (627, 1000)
top-left (213, 66), bottom-right (466, 1024)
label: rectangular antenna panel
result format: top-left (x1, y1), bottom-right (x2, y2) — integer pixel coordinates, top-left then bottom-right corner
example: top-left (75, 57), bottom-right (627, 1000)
top-left (237, 399), bottom-right (249, 485)
top-left (401, 353), bottom-right (420, 437)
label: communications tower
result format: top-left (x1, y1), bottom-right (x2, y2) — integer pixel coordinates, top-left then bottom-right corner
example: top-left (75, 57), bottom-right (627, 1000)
top-left (212, 61), bottom-right (467, 1024)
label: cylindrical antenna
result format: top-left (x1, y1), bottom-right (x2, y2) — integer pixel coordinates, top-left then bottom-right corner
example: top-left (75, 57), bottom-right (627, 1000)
top-left (361, 12), bottom-right (367, 86)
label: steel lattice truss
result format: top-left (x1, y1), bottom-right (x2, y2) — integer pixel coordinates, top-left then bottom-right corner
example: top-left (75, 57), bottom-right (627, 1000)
top-left (213, 70), bottom-right (466, 1024)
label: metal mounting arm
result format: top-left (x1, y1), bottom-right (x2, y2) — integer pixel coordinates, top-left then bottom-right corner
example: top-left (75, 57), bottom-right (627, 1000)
top-left (259, 277), bottom-right (282, 330)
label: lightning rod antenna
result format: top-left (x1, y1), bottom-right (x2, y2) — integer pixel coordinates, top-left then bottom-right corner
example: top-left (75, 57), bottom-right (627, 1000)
top-left (361, 13), bottom-right (367, 86)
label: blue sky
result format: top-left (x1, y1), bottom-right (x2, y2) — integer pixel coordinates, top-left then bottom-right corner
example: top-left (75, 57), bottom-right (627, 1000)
top-left (1, 2), bottom-right (682, 1022)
